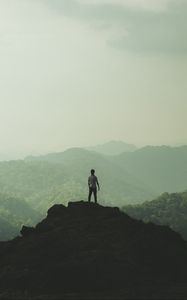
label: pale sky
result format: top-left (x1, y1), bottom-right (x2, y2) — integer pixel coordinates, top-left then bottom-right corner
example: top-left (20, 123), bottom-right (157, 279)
top-left (0, 0), bottom-right (186, 159)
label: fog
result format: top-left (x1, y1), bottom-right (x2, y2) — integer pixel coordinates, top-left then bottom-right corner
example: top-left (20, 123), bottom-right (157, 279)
top-left (0, 0), bottom-right (186, 160)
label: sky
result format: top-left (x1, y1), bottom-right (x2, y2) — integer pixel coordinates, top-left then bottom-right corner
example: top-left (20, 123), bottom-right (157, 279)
top-left (0, 0), bottom-right (186, 159)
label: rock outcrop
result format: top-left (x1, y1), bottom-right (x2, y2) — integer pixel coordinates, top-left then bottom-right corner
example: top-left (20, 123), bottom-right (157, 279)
top-left (0, 201), bottom-right (186, 299)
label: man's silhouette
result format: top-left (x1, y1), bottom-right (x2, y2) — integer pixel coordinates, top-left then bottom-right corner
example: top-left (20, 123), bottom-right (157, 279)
top-left (88, 169), bottom-right (100, 203)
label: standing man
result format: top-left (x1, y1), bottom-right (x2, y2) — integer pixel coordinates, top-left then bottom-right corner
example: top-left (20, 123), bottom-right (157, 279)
top-left (88, 169), bottom-right (100, 203)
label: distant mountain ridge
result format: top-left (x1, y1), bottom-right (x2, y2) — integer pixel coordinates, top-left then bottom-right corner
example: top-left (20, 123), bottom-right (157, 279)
top-left (86, 140), bottom-right (137, 155)
top-left (24, 147), bottom-right (153, 208)
top-left (0, 144), bottom-right (187, 218)
top-left (113, 145), bottom-right (187, 193)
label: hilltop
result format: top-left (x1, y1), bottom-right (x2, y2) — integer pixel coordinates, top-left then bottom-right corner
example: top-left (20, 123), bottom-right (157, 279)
top-left (85, 140), bottom-right (137, 155)
top-left (0, 201), bottom-right (187, 299)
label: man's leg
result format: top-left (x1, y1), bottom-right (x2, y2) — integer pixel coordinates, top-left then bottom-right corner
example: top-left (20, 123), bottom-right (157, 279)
top-left (88, 188), bottom-right (93, 202)
top-left (93, 188), bottom-right (97, 204)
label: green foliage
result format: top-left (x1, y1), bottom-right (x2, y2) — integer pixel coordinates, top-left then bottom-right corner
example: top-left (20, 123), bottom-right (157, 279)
top-left (0, 193), bottom-right (42, 240)
top-left (0, 149), bottom-right (155, 213)
top-left (122, 191), bottom-right (187, 240)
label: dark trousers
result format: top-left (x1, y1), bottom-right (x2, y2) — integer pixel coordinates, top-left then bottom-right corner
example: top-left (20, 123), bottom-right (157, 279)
top-left (88, 187), bottom-right (97, 203)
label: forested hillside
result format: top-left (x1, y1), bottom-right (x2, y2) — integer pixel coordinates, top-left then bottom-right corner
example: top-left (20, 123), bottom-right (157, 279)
top-left (0, 148), bottom-right (153, 212)
top-left (0, 145), bottom-right (186, 216)
top-left (123, 191), bottom-right (187, 240)
top-left (0, 193), bottom-right (41, 240)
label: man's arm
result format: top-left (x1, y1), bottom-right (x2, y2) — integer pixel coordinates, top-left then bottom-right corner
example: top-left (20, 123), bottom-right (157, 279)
top-left (96, 177), bottom-right (100, 190)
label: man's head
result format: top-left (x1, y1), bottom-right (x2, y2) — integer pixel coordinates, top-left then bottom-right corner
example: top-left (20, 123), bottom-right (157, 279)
top-left (91, 169), bottom-right (95, 175)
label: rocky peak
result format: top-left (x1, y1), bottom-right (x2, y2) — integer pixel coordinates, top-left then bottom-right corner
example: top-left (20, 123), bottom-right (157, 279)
top-left (0, 201), bottom-right (186, 298)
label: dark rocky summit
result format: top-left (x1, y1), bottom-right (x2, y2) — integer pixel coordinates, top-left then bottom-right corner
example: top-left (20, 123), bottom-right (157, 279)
top-left (0, 201), bottom-right (186, 299)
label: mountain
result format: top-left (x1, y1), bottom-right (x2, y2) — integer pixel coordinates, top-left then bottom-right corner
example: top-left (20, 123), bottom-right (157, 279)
top-left (14, 148), bottom-right (154, 209)
top-left (0, 219), bottom-right (18, 241)
top-left (1, 145), bottom-right (187, 214)
top-left (122, 191), bottom-right (187, 241)
top-left (0, 201), bottom-right (186, 299)
top-left (86, 140), bottom-right (137, 155)
top-left (113, 145), bottom-right (187, 194)
top-left (0, 193), bottom-right (42, 240)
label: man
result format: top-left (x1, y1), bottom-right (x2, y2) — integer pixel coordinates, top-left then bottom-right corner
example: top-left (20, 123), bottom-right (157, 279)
top-left (88, 169), bottom-right (100, 203)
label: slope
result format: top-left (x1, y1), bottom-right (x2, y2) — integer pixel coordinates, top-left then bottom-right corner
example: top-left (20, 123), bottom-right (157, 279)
top-left (0, 148), bottom-right (153, 211)
top-left (0, 193), bottom-right (42, 240)
top-left (114, 145), bottom-right (187, 193)
top-left (0, 201), bottom-right (186, 299)
top-left (122, 191), bottom-right (187, 241)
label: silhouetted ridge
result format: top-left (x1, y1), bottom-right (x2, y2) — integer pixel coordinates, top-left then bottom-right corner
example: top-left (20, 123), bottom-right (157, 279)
top-left (0, 201), bottom-right (186, 298)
